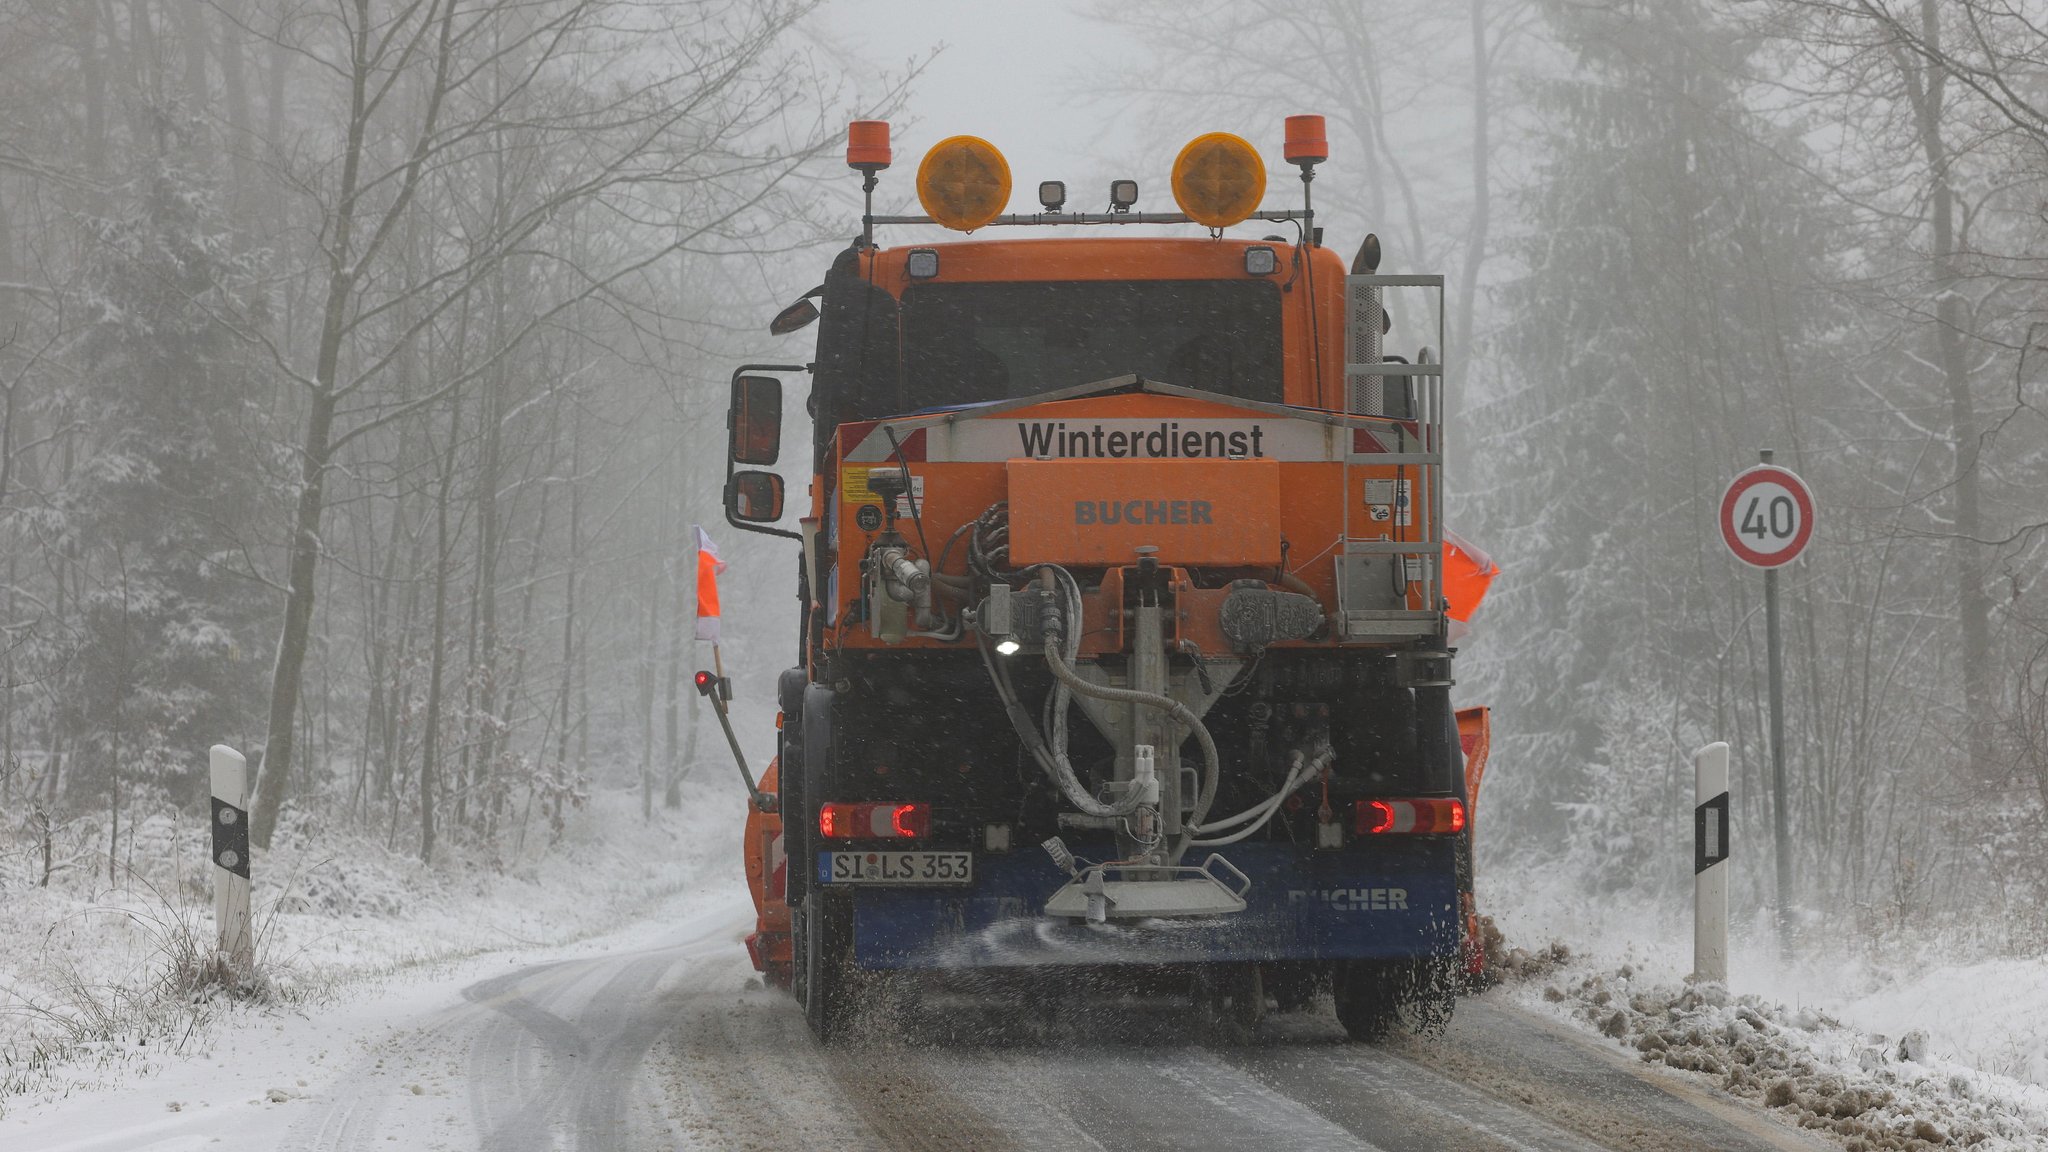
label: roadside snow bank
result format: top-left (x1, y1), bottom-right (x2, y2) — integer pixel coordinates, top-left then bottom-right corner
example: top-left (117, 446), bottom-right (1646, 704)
top-left (1810, 956), bottom-right (2048, 1094)
top-left (1478, 859), bottom-right (2048, 1097)
top-left (1520, 961), bottom-right (2048, 1150)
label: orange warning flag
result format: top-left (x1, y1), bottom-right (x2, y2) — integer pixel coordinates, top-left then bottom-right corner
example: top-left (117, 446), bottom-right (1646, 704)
top-left (1442, 528), bottom-right (1499, 623)
top-left (694, 525), bottom-right (728, 640)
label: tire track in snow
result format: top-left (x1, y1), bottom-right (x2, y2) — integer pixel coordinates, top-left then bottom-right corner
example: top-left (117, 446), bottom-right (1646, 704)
top-left (655, 965), bottom-right (1028, 1152)
top-left (283, 892), bottom-right (744, 1152)
top-left (1223, 1030), bottom-right (1588, 1151)
top-left (464, 952), bottom-right (675, 1151)
top-left (279, 885), bottom-right (1835, 1152)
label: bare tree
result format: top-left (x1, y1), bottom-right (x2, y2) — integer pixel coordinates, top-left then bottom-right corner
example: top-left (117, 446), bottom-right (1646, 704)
top-left (1080, 0), bottom-right (1532, 415)
top-left (236, 0), bottom-right (843, 847)
top-left (1753, 0), bottom-right (2048, 773)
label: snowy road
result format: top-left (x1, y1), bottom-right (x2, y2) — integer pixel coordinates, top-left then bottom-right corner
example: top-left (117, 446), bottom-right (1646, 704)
top-left (265, 898), bottom-right (1831, 1152)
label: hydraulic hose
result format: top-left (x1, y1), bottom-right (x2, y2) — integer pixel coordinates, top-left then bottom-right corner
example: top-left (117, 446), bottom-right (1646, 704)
top-left (1037, 569), bottom-right (1223, 833)
top-left (1190, 745), bottom-right (1334, 847)
top-left (1197, 749), bottom-right (1307, 833)
top-left (976, 627), bottom-right (1145, 818)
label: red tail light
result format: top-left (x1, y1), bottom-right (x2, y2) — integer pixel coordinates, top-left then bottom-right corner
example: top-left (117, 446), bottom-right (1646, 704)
top-left (818, 802), bottom-right (930, 840)
top-left (1354, 797), bottom-right (1466, 835)
top-left (889, 803), bottom-right (929, 837)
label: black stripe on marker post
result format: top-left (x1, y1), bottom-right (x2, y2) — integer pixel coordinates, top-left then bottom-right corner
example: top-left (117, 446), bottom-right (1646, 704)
top-left (212, 797), bottom-right (251, 879)
top-left (1694, 791), bottom-right (1730, 875)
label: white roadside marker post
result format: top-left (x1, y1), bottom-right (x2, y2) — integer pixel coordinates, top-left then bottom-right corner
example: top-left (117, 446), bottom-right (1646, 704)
top-left (210, 744), bottom-right (254, 973)
top-left (1693, 741), bottom-right (1731, 985)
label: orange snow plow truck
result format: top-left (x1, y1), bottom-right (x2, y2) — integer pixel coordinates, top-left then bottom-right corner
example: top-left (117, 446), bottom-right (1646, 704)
top-left (711, 118), bottom-right (1496, 1042)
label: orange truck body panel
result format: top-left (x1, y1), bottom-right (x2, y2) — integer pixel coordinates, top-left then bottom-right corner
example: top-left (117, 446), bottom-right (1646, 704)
top-left (742, 756), bottom-right (792, 986)
top-left (1007, 458), bottom-right (1283, 568)
top-left (1454, 707), bottom-right (1492, 978)
top-left (826, 389), bottom-right (1436, 656)
top-left (1456, 707), bottom-right (1492, 812)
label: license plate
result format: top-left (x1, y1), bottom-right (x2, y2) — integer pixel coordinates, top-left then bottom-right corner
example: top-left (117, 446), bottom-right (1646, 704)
top-left (820, 851), bottom-right (973, 885)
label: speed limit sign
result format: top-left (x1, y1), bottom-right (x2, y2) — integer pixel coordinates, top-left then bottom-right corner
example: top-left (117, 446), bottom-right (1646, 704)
top-left (1719, 464), bottom-right (1814, 568)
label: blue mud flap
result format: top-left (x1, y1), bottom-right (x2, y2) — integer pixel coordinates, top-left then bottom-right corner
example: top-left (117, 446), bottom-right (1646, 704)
top-left (826, 841), bottom-right (1460, 971)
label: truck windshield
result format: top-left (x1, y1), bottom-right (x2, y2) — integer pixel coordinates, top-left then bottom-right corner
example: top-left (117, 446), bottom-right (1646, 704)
top-left (898, 279), bottom-right (1282, 410)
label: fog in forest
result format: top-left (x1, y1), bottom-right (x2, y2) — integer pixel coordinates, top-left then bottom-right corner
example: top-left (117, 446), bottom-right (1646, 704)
top-left (2, 0), bottom-right (2045, 990)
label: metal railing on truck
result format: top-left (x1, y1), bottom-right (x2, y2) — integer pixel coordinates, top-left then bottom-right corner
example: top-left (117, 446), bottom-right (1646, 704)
top-left (1336, 272), bottom-right (1445, 643)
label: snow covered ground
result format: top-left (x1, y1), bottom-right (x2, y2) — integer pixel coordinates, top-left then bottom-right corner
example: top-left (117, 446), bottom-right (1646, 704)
top-left (1483, 864), bottom-right (2048, 1148)
top-left (0, 880), bottom-right (756, 1152)
top-left (0, 772), bottom-right (739, 1129)
top-left (3, 763), bottom-right (2043, 1149)
top-left (1513, 958), bottom-right (2048, 1150)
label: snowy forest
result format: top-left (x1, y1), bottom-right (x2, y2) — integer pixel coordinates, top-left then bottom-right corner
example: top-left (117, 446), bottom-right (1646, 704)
top-left (0, 0), bottom-right (895, 875)
top-left (2, 0), bottom-right (2046, 973)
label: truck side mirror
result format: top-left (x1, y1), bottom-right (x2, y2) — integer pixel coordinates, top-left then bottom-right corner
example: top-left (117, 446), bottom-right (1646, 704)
top-left (730, 375), bottom-right (783, 466)
top-left (727, 470), bottom-right (784, 523)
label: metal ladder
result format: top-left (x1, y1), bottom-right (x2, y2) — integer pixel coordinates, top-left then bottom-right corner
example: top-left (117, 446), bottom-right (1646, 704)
top-left (1335, 273), bottom-right (1446, 642)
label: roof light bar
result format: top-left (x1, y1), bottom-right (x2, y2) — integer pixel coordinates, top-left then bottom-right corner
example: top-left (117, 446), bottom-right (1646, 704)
top-left (841, 116), bottom-right (1325, 235)
top-left (864, 209), bottom-right (1307, 228)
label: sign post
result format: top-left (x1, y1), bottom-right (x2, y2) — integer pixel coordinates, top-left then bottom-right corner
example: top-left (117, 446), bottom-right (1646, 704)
top-left (1718, 451), bottom-right (1814, 961)
top-left (1693, 742), bottom-right (1730, 984)
top-left (209, 744), bottom-right (254, 973)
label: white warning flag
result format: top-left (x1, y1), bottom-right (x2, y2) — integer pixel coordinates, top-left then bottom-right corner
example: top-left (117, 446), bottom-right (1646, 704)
top-left (694, 525), bottom-right (728, 641)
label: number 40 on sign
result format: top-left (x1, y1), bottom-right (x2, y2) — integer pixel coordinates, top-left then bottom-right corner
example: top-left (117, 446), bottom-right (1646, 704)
top-left (1719, 464), bottom-right (1815, 569)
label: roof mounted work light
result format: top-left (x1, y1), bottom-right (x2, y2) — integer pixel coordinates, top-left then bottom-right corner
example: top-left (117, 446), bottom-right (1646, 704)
top-left (917, 136), bottom-right (1012, 232)
top-left (847, 120), bottom-right (891, 171)
top-left (1283, 114), bottom-right (1328, 169)
top-left (1038, 180), bottom-right (1066, 212)
top-left (1283, 114), bottom-right (1327, 246)
top-left (1171, 132), bottom-right (1266, 229)
top-left (1108, 179), bottom-right (1139, 212)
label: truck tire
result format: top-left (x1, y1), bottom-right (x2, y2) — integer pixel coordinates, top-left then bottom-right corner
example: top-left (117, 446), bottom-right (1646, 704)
top-left (787, 683), bottom-right (836, 908)
top-left (1405, 956), bottom-right (1458, 1036)
top-left (1267, 963), bottom-right (1319, 1014)
top-left (1335, 958), bottom-right (1456, 1042)
top-left (790, 900), bottom-right (806, 1003)
top-left (1333, 960), bottom-right (1400, 1042)
top-left (802, 889), bottom-right (854, 1042)
top-left (1194, 963), bottom-right (1265, 1044)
